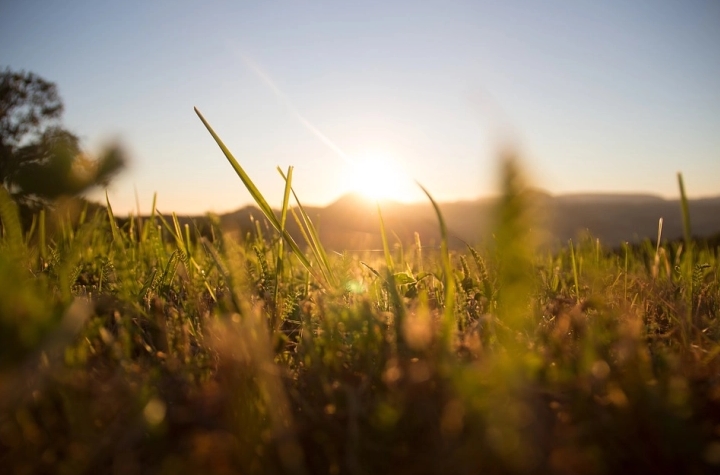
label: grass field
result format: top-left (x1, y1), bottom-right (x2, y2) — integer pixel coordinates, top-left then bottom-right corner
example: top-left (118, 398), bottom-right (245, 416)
top-left (1, 117), bottom-right (719, 474)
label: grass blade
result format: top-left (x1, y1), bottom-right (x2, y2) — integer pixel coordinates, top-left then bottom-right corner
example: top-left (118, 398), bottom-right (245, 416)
top-left (273, 166), bottom-right (294, 327)
top-left (417, 183), bottom-right (456, 352)
top-left (0, 186), bottom-right (23, 254)
top-left (105, 191), bottom-right (122, 245)
top-left (678, 172), bottom-right (692, 249)
top-left (569, 239), bottom-right (580, 300)
top-left (195, 107), bottom-right (274, 220)
top-left (377, 203), bottom-right (394, 272)
top-left (39, 209), bottom-right (46, 261)
top-left (677, 172), bottom-right (693, 342)
top-left (195, 107), bottom-right (318, 281)
top-left (278, 168), bottom-right (336, 287)
top-left (375, 202), bottom-right (407, 352)
top-left (492, 155), bottom-right (536, 348)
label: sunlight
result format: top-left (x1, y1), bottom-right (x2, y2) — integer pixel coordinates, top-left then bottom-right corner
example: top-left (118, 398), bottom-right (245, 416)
top-left (344, 152), bottom-right (418, 203)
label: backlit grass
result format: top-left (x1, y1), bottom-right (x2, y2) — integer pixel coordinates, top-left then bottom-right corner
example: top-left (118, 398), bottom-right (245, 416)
top-left (1, 119), bottom-right (719, 474)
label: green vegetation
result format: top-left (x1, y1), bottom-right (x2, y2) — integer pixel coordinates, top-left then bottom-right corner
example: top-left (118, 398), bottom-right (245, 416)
top-left (1, 116), bottom-right (719, 474)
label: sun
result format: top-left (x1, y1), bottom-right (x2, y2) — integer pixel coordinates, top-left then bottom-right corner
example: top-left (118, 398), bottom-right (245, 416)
top-left (344, 152), bottom-right (417, 203)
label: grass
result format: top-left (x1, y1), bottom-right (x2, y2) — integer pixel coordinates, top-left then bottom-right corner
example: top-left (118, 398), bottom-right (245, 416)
top-left (1, 120), bottom-right (719, 474)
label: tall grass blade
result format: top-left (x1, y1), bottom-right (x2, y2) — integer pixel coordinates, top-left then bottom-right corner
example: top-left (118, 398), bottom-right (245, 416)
top-left (492, 154), bottom-right (535, 348)
top-left (39, 209), bottom-right (46, 261)
top-left (376, 202), bottom-right (406, 352)
top-left (624, 242), bottom-right (629, 302)
top-left (278, 168), bottom-right (336, 287)
top-left (569, 239), bottom-right (580, 300)
top-left (0, 186), bottom-right (23, 254)
top-left (417, 183), bottom-right (456, 352)
top-left (195, 107), bottom-right (317, 281)
top-left (105, 191), bottom-right (121, 244)
top-left (377, 204), bottom-right (394, 272)
top-left (677, 172), bottom-right (694, 340)
top-left (278, 166), bottom-right (293, 233)
top-left (173, 213), bottom-right (184, 250)
top-left (414, 232), bottom-right (423, 273)
top-left (677, 172), bottom-right (692, 249)
top-left (24, 213), bottom-right (37, 246)
top-left (653, 217), bottom-right (664, 279)
top-left (273, 166), bottom-right (294, 327)
top-left (195, 108), bottom-right (274, 219)
top-left (184, 223), bottom-right (192, 257)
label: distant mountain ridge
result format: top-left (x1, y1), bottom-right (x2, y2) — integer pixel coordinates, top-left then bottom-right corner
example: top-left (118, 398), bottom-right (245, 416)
top-left (213, 192), bottom-right (720, 251)
top-left (552, 193), bottom-right (666, 204)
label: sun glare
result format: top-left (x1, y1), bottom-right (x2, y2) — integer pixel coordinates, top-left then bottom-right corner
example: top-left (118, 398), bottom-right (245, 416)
top-left (344, 152), bottom-right (418, 203)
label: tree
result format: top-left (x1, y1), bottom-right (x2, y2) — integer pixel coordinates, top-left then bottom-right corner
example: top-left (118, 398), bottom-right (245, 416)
top-left (0, 67), bottom-right (125, 210)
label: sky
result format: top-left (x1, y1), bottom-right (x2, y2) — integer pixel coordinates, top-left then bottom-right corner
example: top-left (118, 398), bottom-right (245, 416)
top-left (1, 0), bottom-right (719, 215)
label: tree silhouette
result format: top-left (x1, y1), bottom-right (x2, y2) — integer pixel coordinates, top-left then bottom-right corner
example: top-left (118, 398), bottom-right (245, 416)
top-left (0, 67), bottom-right (125, 210)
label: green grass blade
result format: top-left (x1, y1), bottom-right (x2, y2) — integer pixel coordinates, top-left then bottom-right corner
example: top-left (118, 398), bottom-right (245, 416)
top-left (0, 186), bottom-right (23, 254)
top-left (278, 166), bottom-right (293, 233)
top-left (273, 165), bottom-right (294, 327)
top-left (278, 168), bottom-right (336, 287)
top-left (491, 155), bottom-right (536, 349)
top-left (677, 172), bottom-right (694, 340)
top-left (375, 202), bottom-right (406, 352)
top-left (569, 239), bottom-right (580, 300)
top-left (24, 213), bottom-right (37, 246)
top-left (195, 107), bottom-right (275, 220)
top-left (677, 172), bottom-right (692, 249)
top-left (105, 191), bottom-right (122, 244)
top-left (141, 192), bottom-right (158, 243)
top-left (172, 213), bottom-right (183, 247)
top-left (184, 223), bottom-right (192, 257)
top-left (39, 209), bottom-right (46, 261)
top-left (624, 241), bottom-right (629, 302)
top-left (156, 212), bottom-right (179, 247)
top-left (376, 203), bottom-right (394, 272)
top-left (417, 183), bottom-right (456, 352)
top-left (195, 107), bottom-right (315, 278)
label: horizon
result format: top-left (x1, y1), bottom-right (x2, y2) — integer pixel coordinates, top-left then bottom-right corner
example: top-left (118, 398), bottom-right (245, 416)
top-left (98, 187), bottom-right (720, 219)
top-left (2, 1), bottom-right (719, 215)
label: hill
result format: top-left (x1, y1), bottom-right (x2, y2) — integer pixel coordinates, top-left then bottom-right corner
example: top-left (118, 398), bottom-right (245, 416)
top-left (214, 192), bottom-right (720, 250)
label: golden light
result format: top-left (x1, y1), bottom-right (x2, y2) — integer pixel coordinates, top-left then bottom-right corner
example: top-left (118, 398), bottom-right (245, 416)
top-left (344, 152), bottom-right (418, 203)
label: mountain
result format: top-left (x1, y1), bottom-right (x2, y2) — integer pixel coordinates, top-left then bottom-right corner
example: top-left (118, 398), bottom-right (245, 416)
top-left (211, 192), bottom-right (720, 251)
top-left (547, 194), bottom-right (720, 246)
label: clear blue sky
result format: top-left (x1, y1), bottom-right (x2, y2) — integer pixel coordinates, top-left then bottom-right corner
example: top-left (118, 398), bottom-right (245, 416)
top-left (2, 0), bottom-right (719, 214)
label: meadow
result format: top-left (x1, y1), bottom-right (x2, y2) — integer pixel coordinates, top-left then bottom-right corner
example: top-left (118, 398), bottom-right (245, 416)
top-left (1, 111), bottom-right (719, 474)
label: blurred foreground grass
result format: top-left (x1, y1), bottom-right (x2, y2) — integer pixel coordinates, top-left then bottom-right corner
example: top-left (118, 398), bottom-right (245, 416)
top-left (1, 141), bottom-right (720, 474)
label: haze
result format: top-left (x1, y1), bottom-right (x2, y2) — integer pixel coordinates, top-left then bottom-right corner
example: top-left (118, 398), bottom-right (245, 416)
top-left (1, 0), bottom-right (718, 215)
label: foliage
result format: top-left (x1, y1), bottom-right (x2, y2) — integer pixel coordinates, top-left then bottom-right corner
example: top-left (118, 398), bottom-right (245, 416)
top-left (0, 68), bottom-right (125, 211)
top-left (1, 124), bottom-right (719, 474)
